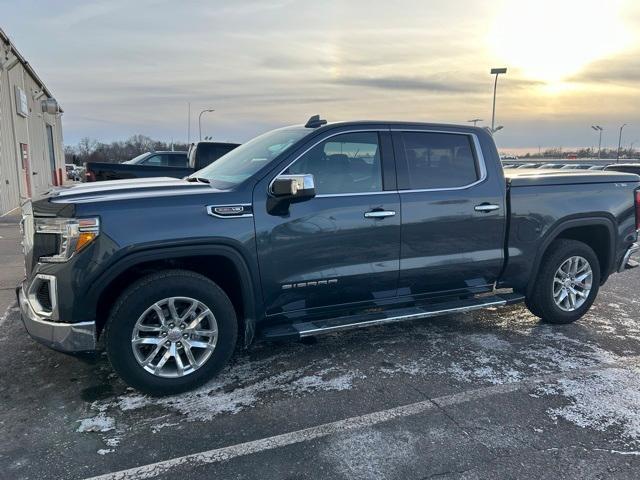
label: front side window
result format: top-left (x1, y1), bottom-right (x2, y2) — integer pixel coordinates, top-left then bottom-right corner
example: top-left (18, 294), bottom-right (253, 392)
top-left (142, 154), bottom-right (168, 166)
top-left (401, 132), bottom-right (479, 190)
top-left (285, 132), bottom-right (382, 195)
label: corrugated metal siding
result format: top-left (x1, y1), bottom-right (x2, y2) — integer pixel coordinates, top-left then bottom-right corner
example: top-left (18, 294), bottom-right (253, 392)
top-left (0, 64), bottom-right (22, 214)
top-left (0, 40), bottom-right (64, 215)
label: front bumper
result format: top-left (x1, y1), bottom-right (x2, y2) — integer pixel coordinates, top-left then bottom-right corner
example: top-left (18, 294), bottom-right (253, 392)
top-left (17, 282), bottom-right (96, 352)
top-left (618, 243), bottom-right (640, 273)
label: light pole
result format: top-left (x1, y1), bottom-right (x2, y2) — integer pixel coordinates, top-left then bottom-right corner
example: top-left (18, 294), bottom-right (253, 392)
top-left (490, 67), bottom-right (507, 133)
top-left (199, 109), bottom-right (215, 141)
top-left (591, 125), bottom-right (603, 159)
top-left (617, 123), bottom-right (627, 163)
top-left (468, 118), bottom-right (483, 126)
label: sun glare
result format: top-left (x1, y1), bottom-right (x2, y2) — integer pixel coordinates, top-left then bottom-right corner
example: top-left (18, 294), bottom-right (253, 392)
top-left (488, 0), bottom-right (633, 83)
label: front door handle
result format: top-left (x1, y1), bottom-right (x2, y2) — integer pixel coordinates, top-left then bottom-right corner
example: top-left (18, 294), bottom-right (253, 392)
top-left (474, 203), bottom-right (500, 212)
top-left (364, 210), bottom-right (396, 219)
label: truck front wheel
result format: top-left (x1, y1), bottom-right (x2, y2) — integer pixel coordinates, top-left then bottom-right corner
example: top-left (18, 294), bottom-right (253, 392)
top-left (105, 270), bottom-right (237, 395)
top-left (526, 239), bottom-right (600, 324)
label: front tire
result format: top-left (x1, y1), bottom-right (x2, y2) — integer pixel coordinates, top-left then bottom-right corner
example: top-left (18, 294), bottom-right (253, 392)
top-left (526, 239), bottom-right (600, 324)
top-left (105, 270), bottom-right (237, 395)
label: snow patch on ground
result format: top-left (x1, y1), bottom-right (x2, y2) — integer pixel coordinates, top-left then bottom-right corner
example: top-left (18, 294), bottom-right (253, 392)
top-left (76, 414), bottom-right (115, 433)
top-left (100, 355), bottom-right (365, 422)
top-left (537, 366), bottom-right (640, 444)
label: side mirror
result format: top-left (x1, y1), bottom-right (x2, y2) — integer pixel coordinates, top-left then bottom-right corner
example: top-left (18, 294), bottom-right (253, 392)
top-left (271, 174), bottom-right (316, 199)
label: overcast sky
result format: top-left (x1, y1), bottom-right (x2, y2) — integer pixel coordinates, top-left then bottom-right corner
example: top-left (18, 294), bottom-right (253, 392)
top-left (2, 0), bottom-right (639, 152)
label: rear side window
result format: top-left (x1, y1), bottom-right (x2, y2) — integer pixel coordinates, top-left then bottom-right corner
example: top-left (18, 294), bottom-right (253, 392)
top-left (285, 132), bottom-right (382, 195)
top-left (167, 154), bottom-right (188, 167)
top-left (400, 132), bottom-right (479, 189)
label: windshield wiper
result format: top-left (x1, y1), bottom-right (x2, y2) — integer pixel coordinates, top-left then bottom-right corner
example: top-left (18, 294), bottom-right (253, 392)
top-left (186, 177), bottom-right (210, 184)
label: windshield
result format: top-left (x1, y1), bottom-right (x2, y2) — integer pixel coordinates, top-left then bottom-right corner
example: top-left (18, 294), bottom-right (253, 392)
top-left (122, 153), bottom-right (150, 164)
top-left (192, 127), bottom-right (309, 188)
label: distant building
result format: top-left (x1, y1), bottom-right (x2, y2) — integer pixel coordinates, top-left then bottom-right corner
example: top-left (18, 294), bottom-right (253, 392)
top-left (0, 27), bottom-right (65, 216)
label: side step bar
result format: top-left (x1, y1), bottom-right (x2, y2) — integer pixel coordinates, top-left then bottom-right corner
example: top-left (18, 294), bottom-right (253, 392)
top-left (261, 292), bottom-right (525, 340)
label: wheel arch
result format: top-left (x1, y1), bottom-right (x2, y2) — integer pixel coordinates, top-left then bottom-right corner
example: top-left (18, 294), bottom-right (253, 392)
top-left (90, 245), bottom-right (261, 347)
top-left (525, 215), bottom-right (616, 297)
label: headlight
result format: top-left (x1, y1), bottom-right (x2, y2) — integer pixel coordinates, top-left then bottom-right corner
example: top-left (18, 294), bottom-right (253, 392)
top-left (35, 217), bottom-right (100, 263)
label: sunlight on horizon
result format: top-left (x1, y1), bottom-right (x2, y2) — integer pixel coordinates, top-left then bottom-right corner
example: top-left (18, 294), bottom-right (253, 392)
top-left (488, 0), bottom-right (634, 83)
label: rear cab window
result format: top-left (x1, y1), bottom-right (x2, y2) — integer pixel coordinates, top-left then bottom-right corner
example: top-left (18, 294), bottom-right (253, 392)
top-left (397, 131), bottom-right (480, 190)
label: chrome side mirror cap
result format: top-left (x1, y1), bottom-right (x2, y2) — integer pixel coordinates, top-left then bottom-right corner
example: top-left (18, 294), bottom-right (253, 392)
top-left (271, 174), bottom-right (316, 199)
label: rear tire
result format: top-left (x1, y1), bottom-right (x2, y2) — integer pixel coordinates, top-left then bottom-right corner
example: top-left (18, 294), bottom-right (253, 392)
top-left (525, 239), bottom-right (600, 324)
top-left (105, 270), bottom-right (237, 395)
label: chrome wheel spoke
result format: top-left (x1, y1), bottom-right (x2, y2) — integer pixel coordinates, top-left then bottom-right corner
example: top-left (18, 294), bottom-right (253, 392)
top-left (168, 298), bottom-right (179, 321)
top-left (180, 300), bottom-right (199, 322)
top-left (142, 342), bottom-right (165, 366)
top-left (188, 339), bottom-right (215, 350)
top-left (187, 328), bottom-right (217, 337)
top-left (136, 324), bottom-right (163, 333)
top-left (132, 337), bottom-right (163, 346)
top-left (183, 343), bottom-right (198, 368)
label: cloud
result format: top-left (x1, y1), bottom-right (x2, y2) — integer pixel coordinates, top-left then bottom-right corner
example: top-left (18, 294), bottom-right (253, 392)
top-left (571, 53), bottom-right (640, 86)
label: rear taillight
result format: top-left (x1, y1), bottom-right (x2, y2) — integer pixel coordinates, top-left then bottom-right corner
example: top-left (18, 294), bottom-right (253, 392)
top-left (635, 189), bottom-right (640, 231)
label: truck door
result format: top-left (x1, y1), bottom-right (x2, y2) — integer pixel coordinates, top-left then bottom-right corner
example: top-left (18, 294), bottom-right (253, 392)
top-left (253, 130), bottom-right (401, 316)
top-left (392, 129), bottom-right (506, 297)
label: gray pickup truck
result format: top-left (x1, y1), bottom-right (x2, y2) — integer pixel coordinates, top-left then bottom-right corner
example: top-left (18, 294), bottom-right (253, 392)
top-left (18, 116), bottom-right (640, 395)
top-left (84, 142), bottom-right (239, 182)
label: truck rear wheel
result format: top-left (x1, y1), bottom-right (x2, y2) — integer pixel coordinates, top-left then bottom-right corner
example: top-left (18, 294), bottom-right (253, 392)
top-left (105, 270), bottom-right (237, 395)
top-left (525, 239), bottom-right (600, 324)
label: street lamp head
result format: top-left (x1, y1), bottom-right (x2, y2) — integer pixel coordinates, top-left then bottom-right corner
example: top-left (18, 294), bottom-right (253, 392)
top-left (491, 67), bottom-right (507, 74)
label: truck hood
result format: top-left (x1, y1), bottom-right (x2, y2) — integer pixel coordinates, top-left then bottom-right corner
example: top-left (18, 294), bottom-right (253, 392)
top-left (46, 177), bottom-right (219, 204)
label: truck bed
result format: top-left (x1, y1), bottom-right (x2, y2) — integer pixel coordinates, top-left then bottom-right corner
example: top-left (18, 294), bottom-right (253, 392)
top-left (504, 168), bottom-right (639, 187)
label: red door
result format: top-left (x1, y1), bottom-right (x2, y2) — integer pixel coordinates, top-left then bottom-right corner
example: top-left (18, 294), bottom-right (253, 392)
top-left (20, 143), bottom-right (32, 198)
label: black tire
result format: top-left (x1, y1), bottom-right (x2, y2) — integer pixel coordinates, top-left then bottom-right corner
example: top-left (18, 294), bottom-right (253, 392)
top-left (525, 239), bottom-right (600, 324)
top-left (105, 270), bottom-right (237, 395)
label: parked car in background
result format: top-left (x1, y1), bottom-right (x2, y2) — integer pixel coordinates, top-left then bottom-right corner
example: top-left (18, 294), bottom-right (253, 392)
top-left (561, 164), bottom-right (593, 170)
top-left (18, 116), bottom-right (640, 394)
top-left (65, 164), bottom-right (75, 179)
top-left (539, 163), bottom-right (566, 169)
top-left (604, 164), bottom-right (640, 176)
top-left (588, 165), bottom-right (606, 170)
top-left (516, 163), bottom-right (538, 169)
top-left (84, 143), bottom-right (239, 182)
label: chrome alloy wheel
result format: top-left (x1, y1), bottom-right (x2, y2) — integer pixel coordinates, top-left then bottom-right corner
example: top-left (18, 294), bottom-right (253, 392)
top-left (552, 256), bottom-right (593, 312)
top-left (131, 297), bottom-right (218, 378)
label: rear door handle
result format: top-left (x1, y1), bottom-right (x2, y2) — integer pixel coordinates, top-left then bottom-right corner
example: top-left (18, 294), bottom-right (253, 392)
top-left (364, 210), bottom-right (396, 219)
top-left (474, 203), bottom-right (500, 212)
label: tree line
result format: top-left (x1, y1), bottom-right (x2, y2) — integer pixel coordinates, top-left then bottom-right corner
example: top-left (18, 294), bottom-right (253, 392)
top-left (521, 147), bottom-right (638, 159)
top-left (65, 135), bottom-right (190, 165)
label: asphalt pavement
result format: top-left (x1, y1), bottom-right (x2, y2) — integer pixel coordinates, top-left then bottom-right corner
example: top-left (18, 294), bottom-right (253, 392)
top-left (1, 219), bottom-right (640, 480)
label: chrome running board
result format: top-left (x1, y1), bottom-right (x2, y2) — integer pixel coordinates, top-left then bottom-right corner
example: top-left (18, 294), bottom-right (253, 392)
top-left (260, 292), bottom-right (524, 340)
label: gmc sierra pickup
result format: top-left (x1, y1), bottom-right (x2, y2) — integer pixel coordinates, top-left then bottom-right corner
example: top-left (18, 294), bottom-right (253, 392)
top-left (18, 116), bottom-right (640, 395)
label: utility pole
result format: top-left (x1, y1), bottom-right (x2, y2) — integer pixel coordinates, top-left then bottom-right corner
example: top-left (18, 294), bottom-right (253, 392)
top-left (617, 123), bottom-right (627, 163)
top-left (490, 67), bottom-right (507, 133)
top-left (199, 109), bottom-right (215, 141)
top-left (591, 125), bottom-right (603, 159)
top-left (187, 102), bottom-right (191, 144)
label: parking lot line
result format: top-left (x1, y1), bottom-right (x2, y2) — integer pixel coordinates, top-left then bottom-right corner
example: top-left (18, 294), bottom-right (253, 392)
top-left (85, 355), bottom-right (640, 480)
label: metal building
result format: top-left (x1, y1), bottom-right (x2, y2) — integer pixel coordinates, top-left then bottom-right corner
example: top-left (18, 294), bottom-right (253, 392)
top-left (0, 27), bottom-right (65, 216)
